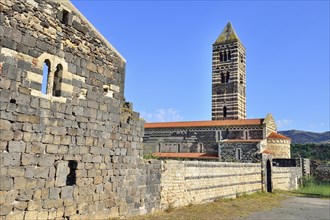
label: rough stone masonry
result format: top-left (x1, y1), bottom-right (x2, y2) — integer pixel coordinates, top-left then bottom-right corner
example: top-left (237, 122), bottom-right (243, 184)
top-left (0, 0), bottom-right (161, 219)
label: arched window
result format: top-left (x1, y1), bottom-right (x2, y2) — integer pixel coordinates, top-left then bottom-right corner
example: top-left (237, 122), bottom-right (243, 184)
top-left (228, 50), bottom-right (231, 60)
top-left (223, 106), bottom-right (227, 117)
top-left (53, 64), bottom-right (63, 97)
top-left (42, 60), bottom-right (51, 94)
top-left (224, 51), bottom-right (227, 61)
top-left (220, 52), bottom-right (223, 62)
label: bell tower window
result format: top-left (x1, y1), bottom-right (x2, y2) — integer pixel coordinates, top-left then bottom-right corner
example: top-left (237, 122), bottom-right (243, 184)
top-left (53, 64), bottom-right (63, 97)
top-left (42, 60), bottom-right (51, 94)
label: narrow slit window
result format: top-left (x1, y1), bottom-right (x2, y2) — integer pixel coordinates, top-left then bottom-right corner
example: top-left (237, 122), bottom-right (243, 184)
top-left (220, 52), bottom-right (223, 62)
top-left (42, 60), bottom-right (51, 94)
top-left (224, 51), bottom-right (227, 61)
top-left (66, 160), bottom-right (77, 186)
top-left (53, 64), bottom-right (63, 97)
top-left (228, 50), bottom-right (231, 60)
top-left (223, 106), bottom-right (227, 117)
top-left (236, 148), bottom-right (242, 160)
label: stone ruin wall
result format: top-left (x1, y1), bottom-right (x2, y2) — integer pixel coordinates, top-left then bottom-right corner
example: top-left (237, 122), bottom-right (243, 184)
top-left (0, 0), bottom-right (161, 219)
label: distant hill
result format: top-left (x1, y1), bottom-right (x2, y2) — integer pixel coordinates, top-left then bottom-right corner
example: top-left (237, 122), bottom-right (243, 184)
top-left (279, 130), bottom-right (330, 144)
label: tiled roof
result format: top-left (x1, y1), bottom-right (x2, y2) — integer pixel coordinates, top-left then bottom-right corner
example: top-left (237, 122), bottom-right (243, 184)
top-left (153, 153), bottom-right (218, 159)
top-left (261, 149), bottom-right (274, 155)
top-left (222, 139), bottom-right (263, 143)
top-left (145, 119), bottom-right (264, 129)
top-left (267, 132), bottom-right (291, 140)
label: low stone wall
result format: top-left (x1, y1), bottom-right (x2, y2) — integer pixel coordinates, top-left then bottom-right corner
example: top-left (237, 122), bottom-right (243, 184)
top-left (160, 160), bottom-right (261, 209)
top-left (272, 167), bottom-right (302, 191)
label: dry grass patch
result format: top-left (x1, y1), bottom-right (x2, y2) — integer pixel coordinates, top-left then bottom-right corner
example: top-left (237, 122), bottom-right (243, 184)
top-left (124, 192), bottom-right (285, 220)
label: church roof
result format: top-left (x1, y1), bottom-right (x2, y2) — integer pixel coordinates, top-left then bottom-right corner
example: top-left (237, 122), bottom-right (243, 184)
top-left (153, 153), bottom-right (218, 159)
top-left (144, 119), bottom-right (263, 129)
top-left (222, 139), bottom-right (263, 143)
top-left (214, 22), bottom-right (241, 44)
top-left (267, 132), bottom-right (291, 140)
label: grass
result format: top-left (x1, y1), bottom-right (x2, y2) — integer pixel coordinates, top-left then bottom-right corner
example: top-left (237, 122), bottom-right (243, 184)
top-left (296, 177), bottom-right (330, 198)
top-left (122, 192), bottom-right (284, 220)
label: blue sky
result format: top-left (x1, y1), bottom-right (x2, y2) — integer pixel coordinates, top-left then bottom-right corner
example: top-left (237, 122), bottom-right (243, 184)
top-left (72, 0), bottom-right (329, 132)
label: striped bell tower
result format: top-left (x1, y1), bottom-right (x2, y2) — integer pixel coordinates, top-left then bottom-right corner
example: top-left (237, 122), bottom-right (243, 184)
top-left (212, 22), bottom-right (246, 120)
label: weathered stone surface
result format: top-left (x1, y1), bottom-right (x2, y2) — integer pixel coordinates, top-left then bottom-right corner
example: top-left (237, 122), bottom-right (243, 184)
top-left (8, 141), bottom-right (26, 153)
top-left (55, 161), bottom-right (68, 187)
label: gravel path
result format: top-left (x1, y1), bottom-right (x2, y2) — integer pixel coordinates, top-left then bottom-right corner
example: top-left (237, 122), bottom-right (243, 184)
top-left (239, 196), bottom-right (330, 220)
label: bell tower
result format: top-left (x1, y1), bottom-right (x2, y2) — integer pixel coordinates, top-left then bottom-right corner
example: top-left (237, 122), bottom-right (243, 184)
top-left (212, 22), bottom-right (246, 120)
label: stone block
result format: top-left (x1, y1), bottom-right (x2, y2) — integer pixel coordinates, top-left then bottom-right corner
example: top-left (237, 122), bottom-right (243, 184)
top-left (0, 119), bottom-right (11, 130)
top-left (24, 211), bottom-right (38, 220)
top-left (31, 142), bottom-right (45, 153)
top-left (0, 204), bottom-right (12, 216)
top-left (6, 211), bottom-right (25, 219)
top-left (21, 33), bottom-right (36, 47)
top-left (24, 167), bottom-right (35, 179)
top-left (0, 130), bottom-right (14, 141)
top-left (61, 186), bottom-right (73, 199)
top-left (46, 144), bottom-right (58, 154)
top-left (34, 167), bottom-right (49, 179)
top-left (7, 167), bottom-right (24, 177)
top-left (55, 161), bottom-right (68, 187)
top-left (38, 154), bottom-right (55, 167)
top-left (8, 141), bottom-right (26, 152)
top-left (49, 188), bottom-right (61, 200)
top-left (22, 154), bottom-right (38, 166)
top-left (0, 177), bottom-right (13, 190)
top-left (13, 177), bottom-right (26, 189)
top-left (17, 189), bottom-right (33, 201)
top-left (13, 130), bottom-right (23, 141)
top-left (13, 201), bottom-right (28, 211)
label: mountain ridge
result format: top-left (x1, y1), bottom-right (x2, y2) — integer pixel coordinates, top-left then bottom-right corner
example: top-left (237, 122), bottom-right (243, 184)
top-left (278, 130), bottom-right (330, 144)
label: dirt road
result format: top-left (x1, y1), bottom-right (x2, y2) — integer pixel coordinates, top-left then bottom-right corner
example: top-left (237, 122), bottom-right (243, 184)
top-left (239, 196), bottom-right (330, 220)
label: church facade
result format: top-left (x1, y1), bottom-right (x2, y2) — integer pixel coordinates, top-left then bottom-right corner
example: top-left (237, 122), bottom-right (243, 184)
top-left (143, 23), bottom-right (291, 162)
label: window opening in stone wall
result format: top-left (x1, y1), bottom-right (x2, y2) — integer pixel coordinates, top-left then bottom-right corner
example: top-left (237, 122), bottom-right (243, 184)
top-left (61, 9), bottom-right (69, 25)
top-left (245, 131), bottom-right (249, 139)
top-left (226, 72), bottom-right (230, 83)
top-left (236, 148), bottom-right (242, 160)
top-left (178, 144), bottom-right (181, 153)
top-left (42, 60), bottom-right (51, 94)
top-left (223, 106), bottom-right (227, 117)
top-left (221, 72), bottom-right (225, 83)
top-left (224, 51), bottom-right (227, 61)
top-left (220, 52), bottom-right (223, 62)
top-left (53, 64), bottom-right (63, 97)
top-left (240, 74), bottom-right (243, 84)
top-left (66, 160), bottom-right (77, 186)
top-left (158, 143), bottom-right (161, 152)
top-left (228, 50), bottom-right (231, 60)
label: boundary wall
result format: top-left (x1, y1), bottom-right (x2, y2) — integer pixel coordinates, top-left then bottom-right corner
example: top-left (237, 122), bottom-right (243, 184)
top-left (160, 160), bottom-right (262, 209)
top-left (272, 167), bottom-right (302, 191)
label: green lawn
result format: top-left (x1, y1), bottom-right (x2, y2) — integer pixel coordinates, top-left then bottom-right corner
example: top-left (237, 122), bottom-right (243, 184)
top-left (296, 177), bottom-right (330, 198)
